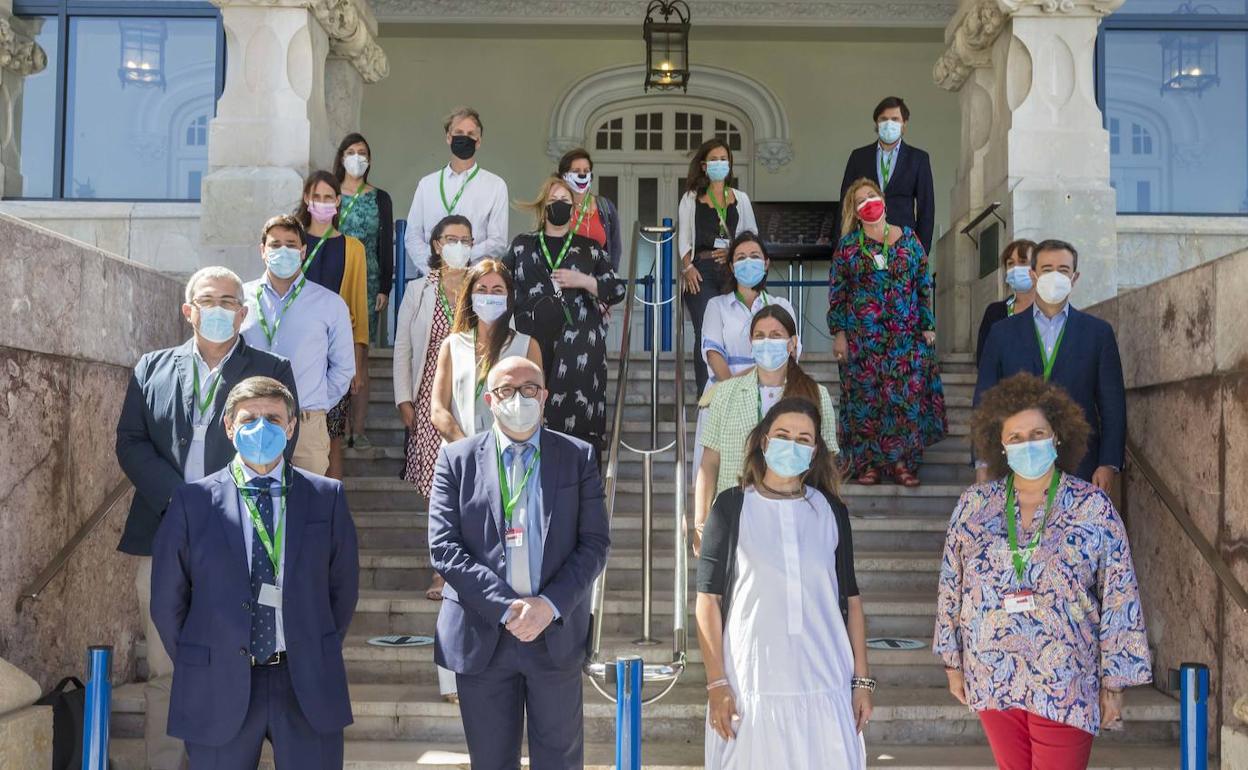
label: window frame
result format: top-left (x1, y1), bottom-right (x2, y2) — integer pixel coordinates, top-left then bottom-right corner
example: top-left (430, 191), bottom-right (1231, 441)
top-left (1095, 4), bottom-right (1248, 215)
top-left (12, 0), bottom-right (225, 201)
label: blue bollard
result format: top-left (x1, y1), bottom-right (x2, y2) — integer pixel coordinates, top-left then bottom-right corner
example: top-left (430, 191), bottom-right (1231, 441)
top-left (660, 217), bottom-right (674, 353)
top-left (1174, 663), bottom-right (1210, 770)
top-left (82, 646), bottom-right (113, 770)
top-left (615, 655), bottom-right (644, 770)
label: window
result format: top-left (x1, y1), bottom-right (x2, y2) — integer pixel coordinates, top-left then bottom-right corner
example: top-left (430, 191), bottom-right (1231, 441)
top-left (634, 112), bottom-right (663, 150)
top-left (595, 117), bottom-right (623, 151)
top-left (674, 111), bottom-right (703, 151)
top-left (714, 118), bottom-right (742, 152)
top-left (13, 1), bottom-right (223, 200)
top-left (1098, 1), bottom-right (1248, 213)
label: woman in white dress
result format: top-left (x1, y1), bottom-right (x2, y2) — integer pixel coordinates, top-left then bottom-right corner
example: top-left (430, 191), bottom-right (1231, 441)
top-left (696, 397), bottom-right (873, 769)
top-left (426, 258), bottom-right (541, 702)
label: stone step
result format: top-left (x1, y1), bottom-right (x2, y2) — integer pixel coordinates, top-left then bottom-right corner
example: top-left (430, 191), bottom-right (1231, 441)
top-left (109, 736), bottom-right (1187, 769)
top-left (110, 680), bottom-right (1179, 745)
top-left (370, 346), bottom-right (979, 366)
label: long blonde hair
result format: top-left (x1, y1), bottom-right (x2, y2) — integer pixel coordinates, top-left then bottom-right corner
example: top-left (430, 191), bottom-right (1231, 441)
top-left (840, 177), bottom-right (884, 239)
top-left (517, 176), bottom-right (577, 231)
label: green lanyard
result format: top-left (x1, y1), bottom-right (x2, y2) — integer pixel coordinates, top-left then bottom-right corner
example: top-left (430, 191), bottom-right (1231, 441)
top-left (228, 460), bottom-right (286, 576)
top-left (573, 194), bottom-right (594, 235)
top-left (857, 222), bottom-right (891, 271)
top-left (879, 150), bottom-right (894, 189)
top-left (438, 280), bottom-right (455, 323)
top-left (734, 290), bottom-right (769, 310)
top-left (255, 281), bottom-right (306, 349)
top-left (707, 186), bottom-right (731, 237)
top-left (496, 440), bottom-right (541, 527)
top-left (1004, 470), bottom-right (1062, 585)
top-left (440, 165), bottom-right (481, 215)
top-left (472, 329), bottom-right (486, 400)
top-left (1035, 319), bottom-right (1067, 381)
top-left (538, 230), bottom-right (578, 273)
top-left (1006, 295), bottom-right (1017, 316)
top-left (192, 360), bottom-right (222, 419)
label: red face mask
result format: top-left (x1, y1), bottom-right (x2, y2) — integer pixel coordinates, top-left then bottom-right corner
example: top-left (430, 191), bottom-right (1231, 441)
top-left (856, 198), bottom-right (885, 224)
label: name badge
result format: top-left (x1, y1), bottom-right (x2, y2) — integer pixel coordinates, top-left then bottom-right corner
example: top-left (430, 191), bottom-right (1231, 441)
top-left (713, 237), bottom-right (730, 251)
top-left (1004, 590), bottom-right (1036, 614)
top-left (872, 253), bottom-right (888, 271)
top-left (258, 583), bottom-right (282, 609)
top-left (192, 424), bottom-right (208, 441)
top-left (505, 528), bottom-right (525, 548)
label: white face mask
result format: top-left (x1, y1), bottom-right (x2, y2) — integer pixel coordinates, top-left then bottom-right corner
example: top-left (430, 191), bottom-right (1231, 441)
top-left (344, 154), bottom-right (369, 177)
top-left (472, 293), bottom-right (508, 324)
top-left (563, 171), bottom-right (592, 193)
top-left (441, 241), bottom-right (472, 269)
top-left (1035, 271), bottom-right (1073, 304)
top-left (491, 392), bottom-right (542, 433)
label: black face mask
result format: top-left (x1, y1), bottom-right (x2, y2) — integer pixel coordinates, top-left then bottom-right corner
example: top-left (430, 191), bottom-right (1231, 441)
top-left (545, 200), bottom-right (573, 227)
top-left (450, 135), bottom-right (477, 160)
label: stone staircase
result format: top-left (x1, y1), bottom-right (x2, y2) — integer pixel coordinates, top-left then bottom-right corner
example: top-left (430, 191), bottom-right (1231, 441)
top-left (109, 348), bottom-right (1182, 768)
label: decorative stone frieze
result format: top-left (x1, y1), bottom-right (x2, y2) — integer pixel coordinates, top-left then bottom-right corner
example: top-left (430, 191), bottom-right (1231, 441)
top-left (0, 15), bottom-right (45, 76)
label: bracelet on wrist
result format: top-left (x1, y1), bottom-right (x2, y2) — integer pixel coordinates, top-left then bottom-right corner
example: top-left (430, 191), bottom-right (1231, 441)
top-left (706, 679), bottom-right (730, 692)
top-left (850, 677), bottom-right (877, 693)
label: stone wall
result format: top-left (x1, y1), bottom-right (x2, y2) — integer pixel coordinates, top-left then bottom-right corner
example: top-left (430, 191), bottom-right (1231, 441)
top-left (1086, 248), bottom-right (1248, 757)
top-left (0, 213), bottom-right (184, 689)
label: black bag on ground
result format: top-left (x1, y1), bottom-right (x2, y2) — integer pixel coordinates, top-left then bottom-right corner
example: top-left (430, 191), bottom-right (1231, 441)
top-left (36, 676), bottom-right (85, 770)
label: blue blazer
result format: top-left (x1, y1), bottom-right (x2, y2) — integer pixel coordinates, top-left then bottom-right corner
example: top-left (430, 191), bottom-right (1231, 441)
top-left (974, 307), bottom-right (1127, 480)
top-left (840, 141), bottom-right (936, 255)
top-left (150, 466), bottom-right (359, 746)
top-left (115, 337), bottom-right (298, 556)
top-left (428, 428), bottom-right (611, 674)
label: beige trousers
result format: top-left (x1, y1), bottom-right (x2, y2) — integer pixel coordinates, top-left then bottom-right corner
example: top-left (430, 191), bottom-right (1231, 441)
top-left (136, 556), bottom-right (188, 770)
top-left (292, 409), bottom-right (330, 475)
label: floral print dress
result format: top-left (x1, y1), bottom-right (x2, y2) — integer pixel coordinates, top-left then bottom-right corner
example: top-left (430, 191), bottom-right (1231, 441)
top-left (933, 474), bottom-right (1152, 734)
top-left (340, 188), bottom-right (382, 342)
top-left (827, 225), bottom-right (946, 476)
top-left (402, 270), bottom-right (453, 497)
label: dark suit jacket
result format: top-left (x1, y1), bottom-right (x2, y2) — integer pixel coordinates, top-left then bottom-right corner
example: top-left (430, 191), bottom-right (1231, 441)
top-left (974, 307), bottom-right (1127, 480)
top-left (975, 299), bottom-right (1011, 366)
top-left (150, 465), bottom-right (359, 745)
top-left (840, 141), bottom-right (936, 254)
top-left (428, 428), bottom-right (611, 674)
top-left (115, 337), bottom-right (298, 556)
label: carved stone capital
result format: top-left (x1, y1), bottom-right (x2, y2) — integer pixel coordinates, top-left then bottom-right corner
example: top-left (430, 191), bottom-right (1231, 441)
top-left (211, 0), bottom-right (388, 82)
top-left (756, 140), bottom-right (794, 173)
top-left (932, 0), bottom-right (1007, 91)
top-left (996, 0), bottom-right (1124, 15)
top-left (0, 16), bottom-right (47, 76)
top-left (546, 136), bottom-right (583, 162)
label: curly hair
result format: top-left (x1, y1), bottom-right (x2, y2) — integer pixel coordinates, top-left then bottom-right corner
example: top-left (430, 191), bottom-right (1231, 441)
top-left (970, 373), bottom-right (1090, 479)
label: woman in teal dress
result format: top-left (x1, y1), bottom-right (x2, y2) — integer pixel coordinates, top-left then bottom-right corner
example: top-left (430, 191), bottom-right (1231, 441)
top-left (828, 178), bottom-right (946, 487)
top-left (335, 132), bottom-right (394, 449)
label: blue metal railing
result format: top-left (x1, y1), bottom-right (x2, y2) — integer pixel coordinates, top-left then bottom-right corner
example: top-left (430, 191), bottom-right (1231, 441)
top-left (393, 219), bottom-right (408, 323)
top-left (660, 217), bottom-right (674, 351)
top-left (82, 646), bottom-right (112, 770)
top-left (1173, 663), bottom-right (1210, 770)
top-left (614, 656), bottom-right (644, 770)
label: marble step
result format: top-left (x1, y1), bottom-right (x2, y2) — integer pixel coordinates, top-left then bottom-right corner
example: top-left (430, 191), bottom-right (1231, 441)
top-left (110, 681), bottom-right (1180, 745)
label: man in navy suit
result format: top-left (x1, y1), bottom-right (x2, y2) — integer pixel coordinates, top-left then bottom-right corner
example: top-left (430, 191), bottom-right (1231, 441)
top-left (839, 96), bottom-right (936, 255)
top-left (151, 376), bottom-right (359, 769)
top-left (429, 356), bottom-right (611, 769)
top-left (115, 266), bottom-right (297, 770)
top-left (975, 239), bottom-right (1126, 488)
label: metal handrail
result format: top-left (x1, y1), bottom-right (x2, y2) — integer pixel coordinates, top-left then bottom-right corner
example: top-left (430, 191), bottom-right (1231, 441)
top-left (585, 222), bottom-right (688, 704)
top-left (1126, 438), bottom-right (1248, 612)
top-left (16, 477), bottom-right (133, 614)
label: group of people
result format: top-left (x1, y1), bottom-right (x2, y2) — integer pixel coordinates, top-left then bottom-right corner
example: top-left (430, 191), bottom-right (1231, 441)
top-left (107, 93), bottom-right (1151, 770)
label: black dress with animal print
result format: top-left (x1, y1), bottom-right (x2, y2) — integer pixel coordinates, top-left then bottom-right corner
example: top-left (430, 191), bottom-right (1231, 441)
top-left (503, 231), bottom-right (626, 450)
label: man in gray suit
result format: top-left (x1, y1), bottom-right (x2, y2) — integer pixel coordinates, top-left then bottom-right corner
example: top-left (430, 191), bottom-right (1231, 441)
top-left (115, 266), bottom-right (298, 770)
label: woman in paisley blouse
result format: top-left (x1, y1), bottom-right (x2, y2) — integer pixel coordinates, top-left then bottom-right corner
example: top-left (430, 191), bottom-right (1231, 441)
top-left (828, 177), bottom-right (945, 487)
top-left (934, 373), bottom-right (1151, 770)
top-left (335, 132), bottom-right (395, 450)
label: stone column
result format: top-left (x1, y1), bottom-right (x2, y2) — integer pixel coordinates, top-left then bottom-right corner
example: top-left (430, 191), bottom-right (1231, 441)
top-left (326, 56), bottom-right (365, 145)
top-left (0, 4), bottom-right (48, 199)
top-left (201, 0), bottom-right (387, 276)
top-left (934, 0), bottom-right (1122, 351)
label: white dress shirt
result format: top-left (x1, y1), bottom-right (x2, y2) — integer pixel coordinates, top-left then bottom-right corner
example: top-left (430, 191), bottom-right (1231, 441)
top-left (237, 456), bottom-right (287, 652)
top-left (403, 163), bottom-right (509, 275)
top-left (184, 337), bottom-right (239, 482)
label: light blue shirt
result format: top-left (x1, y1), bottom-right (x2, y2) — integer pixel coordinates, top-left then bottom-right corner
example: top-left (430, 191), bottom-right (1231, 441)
top-left (241, 274), bottom-right (355, 412)
top-left (876, 141), bottom-right (901, 189)
top-left (494, 425), bottom-right (560, 624)
top-left (237, 456), bottom-right (287, 652)
top-left (1032, 302), bottom-right (1071, 361)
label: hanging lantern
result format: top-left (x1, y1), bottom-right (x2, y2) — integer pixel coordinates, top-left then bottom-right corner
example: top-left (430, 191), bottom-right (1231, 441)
top-left (1159, 3), bottom-right (1220, 96)
top-left (643, 1), bottom-right (691, 92)
top-left (118, 20), bottom-right (167, 90)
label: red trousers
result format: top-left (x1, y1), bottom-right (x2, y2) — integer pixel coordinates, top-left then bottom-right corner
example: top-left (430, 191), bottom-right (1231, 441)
top-left (979, 709), bottom-right (1094, 770)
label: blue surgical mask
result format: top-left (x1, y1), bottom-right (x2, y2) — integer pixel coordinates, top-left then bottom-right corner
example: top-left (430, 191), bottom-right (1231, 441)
top-left (705, 159), bottom-right (731, 182)
top-left (732, 257), bottom-right (767, 288)
top-left (763, 437), bottom-right (814, 478)
top-left (472, 293), bottom-right (508, 324)
top-left (752, 338), bottom-right (790, 372)
top-left (265, 247), bottom-right (303, 280)
top-left (878, 120), bottom-right (903, 144)
top-left (1005, 265), bottom-right (1033, 293)
top-left (233, 417), bottom-right (289, 466)
top-left (197, 306), bottom-right (236, 344)
top-left (1004, 437), bottom-right (1058, 480)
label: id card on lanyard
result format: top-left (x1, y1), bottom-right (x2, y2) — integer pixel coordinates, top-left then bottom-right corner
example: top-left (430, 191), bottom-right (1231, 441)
top-left (228, 460), bottom-right (288, 605)
top-left (497, 440), bottom-right (541, 547)
top-left (1002, 470), bottom-right (1061, 613)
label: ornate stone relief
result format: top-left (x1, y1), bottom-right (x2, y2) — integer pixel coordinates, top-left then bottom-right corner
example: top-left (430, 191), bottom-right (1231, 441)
top-left (996, 0), bottom-right (1124, 15)
top-left (756, 140), bottom-right (795, 173)
top-left (212, 0), bottom-right (388, 82)
top-left (0, 16), bottom-right (47, 76)
top-left (932, 0), bottom-right (1005, 91)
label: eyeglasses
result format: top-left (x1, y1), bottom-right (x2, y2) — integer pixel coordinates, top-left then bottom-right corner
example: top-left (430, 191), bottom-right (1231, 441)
top-left (490, 384), bottom-right (542, 400)
top-left (192, 297), bottom-right (242, 311)
top-left (441, 236), bottom-right (473, 246)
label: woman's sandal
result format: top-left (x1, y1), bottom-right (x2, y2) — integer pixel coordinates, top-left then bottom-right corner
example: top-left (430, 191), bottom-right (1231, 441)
top-left (857, 468), bottom-right (880, 485)
top-left (425, 575), bottom-right (446, 601)
top-left (894, 463), bottom-right (921, 488)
